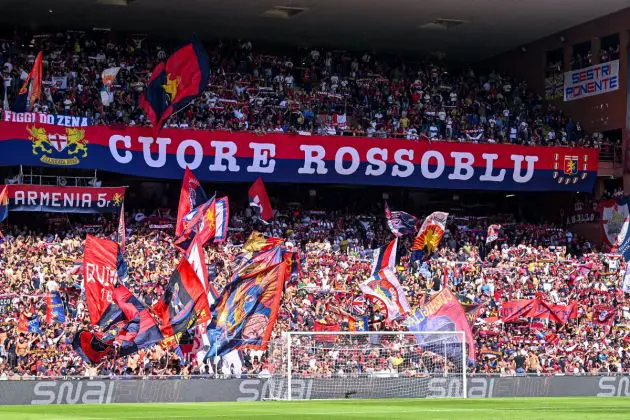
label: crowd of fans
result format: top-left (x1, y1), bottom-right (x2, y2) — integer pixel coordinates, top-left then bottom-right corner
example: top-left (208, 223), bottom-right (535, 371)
top-left (0, 29), bottom-right (603, 146)
top-left (0, 204), bottom-right (628, 380)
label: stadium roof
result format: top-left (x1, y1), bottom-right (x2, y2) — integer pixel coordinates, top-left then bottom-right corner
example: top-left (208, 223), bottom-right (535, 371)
top-left (1, 0), bottom-right (628, 60)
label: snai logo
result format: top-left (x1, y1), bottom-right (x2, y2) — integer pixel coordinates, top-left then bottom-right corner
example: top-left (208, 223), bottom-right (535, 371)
top-left (27, 125), bottom-right (88, 166)
top-left (553, 153), bottom-right (588, 185)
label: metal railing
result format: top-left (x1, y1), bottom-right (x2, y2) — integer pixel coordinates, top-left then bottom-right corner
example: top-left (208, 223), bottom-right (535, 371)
top-left (598, 144), bottom-right (623, 164)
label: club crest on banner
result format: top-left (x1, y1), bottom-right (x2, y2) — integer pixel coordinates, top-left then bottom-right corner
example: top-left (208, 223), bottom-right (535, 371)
top-left (601, 200), bottom-right (630, 246)
top-left (553, 153), bottom-right (588, 185)
top-left (27, 125), bottom-right (88, 166)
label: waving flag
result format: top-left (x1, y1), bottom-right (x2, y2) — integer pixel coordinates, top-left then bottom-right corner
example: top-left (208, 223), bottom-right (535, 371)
top-left (359, 268), bottom-right (410, 321)
top-left (72, 285), bottom-right (163, 364)
top-left (153, 258), bottom-right (211, 340)
top-left (412, 211), bottom-right (449, 254)
top-left (101, 66), bottom-right (120, 88)
top-left (174, 195), bottom-right (229, 251)
top-left (83, 235), bottom-right (120, 327)
top-left (18, 313), bottom-right (42, 334)
top-left (370, 238), bottom-right (398, 276)
top-left (13, 51), bottom-right (43, 112)
top-left (592, 304), bottom-right (615, 326)
top-left (404, 288), bottom-right (475, 360)
top-left (0, 186), bottom-right (8, 223)
top-left (384, 202), bottom-right (418, 237)
top-left (205, 238), bottom-right (294, 357)
top-left (45, 291), bottom-right (66, 324)
top-left (486, 224), bottom-right (501, 244)
top-left (248, 177), bottom-right (273, 222)
top-left (176, 168), bottom-right (208, 236)
top-left (139, 37), bottom-right (210, 130)
top-left (206, 261), bottom-right (288, 358)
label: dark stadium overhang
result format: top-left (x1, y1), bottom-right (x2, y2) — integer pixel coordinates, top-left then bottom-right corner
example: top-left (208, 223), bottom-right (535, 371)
top-left (0, 0), bottom-right (628, 60)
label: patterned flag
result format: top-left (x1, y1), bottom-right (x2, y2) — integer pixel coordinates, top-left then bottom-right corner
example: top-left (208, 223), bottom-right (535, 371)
top-left (139, 37), bottom-right (210, 130)
top-left (486, 224), bottom-right (501, 244)
top-left (13, 51), bottom-right (43, 112)
top-left (411, 212), bottom-right (449, 253)
top-left (205, 238), bottom-right (294, 357)
top-left (384, 201), bottom-right (418, 237)
top-left (359, 268), bottom-right (410, 321)
top-left (370, 238), bottom-right (397, 276)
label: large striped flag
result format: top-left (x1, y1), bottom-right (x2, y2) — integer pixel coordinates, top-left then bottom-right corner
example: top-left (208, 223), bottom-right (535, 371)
top-left (370, 238), bottom-right (397, 276)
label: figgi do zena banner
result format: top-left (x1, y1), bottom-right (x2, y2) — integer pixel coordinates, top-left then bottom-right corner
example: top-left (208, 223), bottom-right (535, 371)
top-left (0, 121), bottom-right (598, 192)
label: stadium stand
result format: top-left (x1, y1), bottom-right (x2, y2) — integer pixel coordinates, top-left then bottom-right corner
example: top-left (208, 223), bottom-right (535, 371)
top-left (0, 30), bottom-right (606, 146)
top-left (0, 207), bottom-right (628, 379)
top-left (0, 29), bottom-right (627, 384)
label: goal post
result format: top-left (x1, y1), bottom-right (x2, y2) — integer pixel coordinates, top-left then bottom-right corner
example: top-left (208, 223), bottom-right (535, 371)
top-left (266, 331), bottom-right (467, 400)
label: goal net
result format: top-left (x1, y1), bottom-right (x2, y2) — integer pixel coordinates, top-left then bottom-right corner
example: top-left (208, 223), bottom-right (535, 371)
top-left (265, 331), bottom-right (467, 400)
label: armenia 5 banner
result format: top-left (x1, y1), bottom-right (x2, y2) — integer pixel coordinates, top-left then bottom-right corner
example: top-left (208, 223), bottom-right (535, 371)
top-left (0, 184), bottom-right (125, 213)
top-left (0, 122), bottom-right (598, 192)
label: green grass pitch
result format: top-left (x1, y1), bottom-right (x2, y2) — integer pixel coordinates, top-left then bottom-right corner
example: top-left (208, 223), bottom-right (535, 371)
top-left (0, 397), bottom-right (628, 419)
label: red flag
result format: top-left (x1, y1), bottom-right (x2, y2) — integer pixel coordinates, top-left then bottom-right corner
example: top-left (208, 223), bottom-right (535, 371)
top-left (83, 235), bottom-right (119, 326)
top-left (153, 258), bottom-right (211, 339)
top-left (176, 168), bottom-right (207, 236)
top-left (13, 51), bottom-right (43, 112)
top-left (139, 37), bottom-right (210, 130)
top-left (248, 177), bottom-right (273, 221)
top-left (314, 321), bottom-right (340, 342)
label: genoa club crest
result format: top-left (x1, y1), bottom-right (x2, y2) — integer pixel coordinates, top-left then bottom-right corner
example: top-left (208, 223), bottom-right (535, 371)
top-left (553, 154), bottom-right (588, 185)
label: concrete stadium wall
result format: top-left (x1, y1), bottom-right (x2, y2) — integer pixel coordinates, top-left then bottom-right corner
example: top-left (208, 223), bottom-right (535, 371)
top-left (0, 376), bottom-right (628, 405)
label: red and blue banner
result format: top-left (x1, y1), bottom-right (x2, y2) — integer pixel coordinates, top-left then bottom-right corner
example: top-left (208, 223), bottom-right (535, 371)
top-left (0, 184), bottom-right (125, 213)
top-left (0, 122), bottom-right (599, 192)
top-left (404, 288), bottom-right (475, 360)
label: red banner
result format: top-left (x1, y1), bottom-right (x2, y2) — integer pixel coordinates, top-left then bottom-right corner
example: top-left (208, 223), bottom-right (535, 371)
top-left (501, 299), bottom-right (578, 325)
top-left (0, 121), bottom-right (599, 192)
top-left (1, 184), bottom-right (125, 213)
